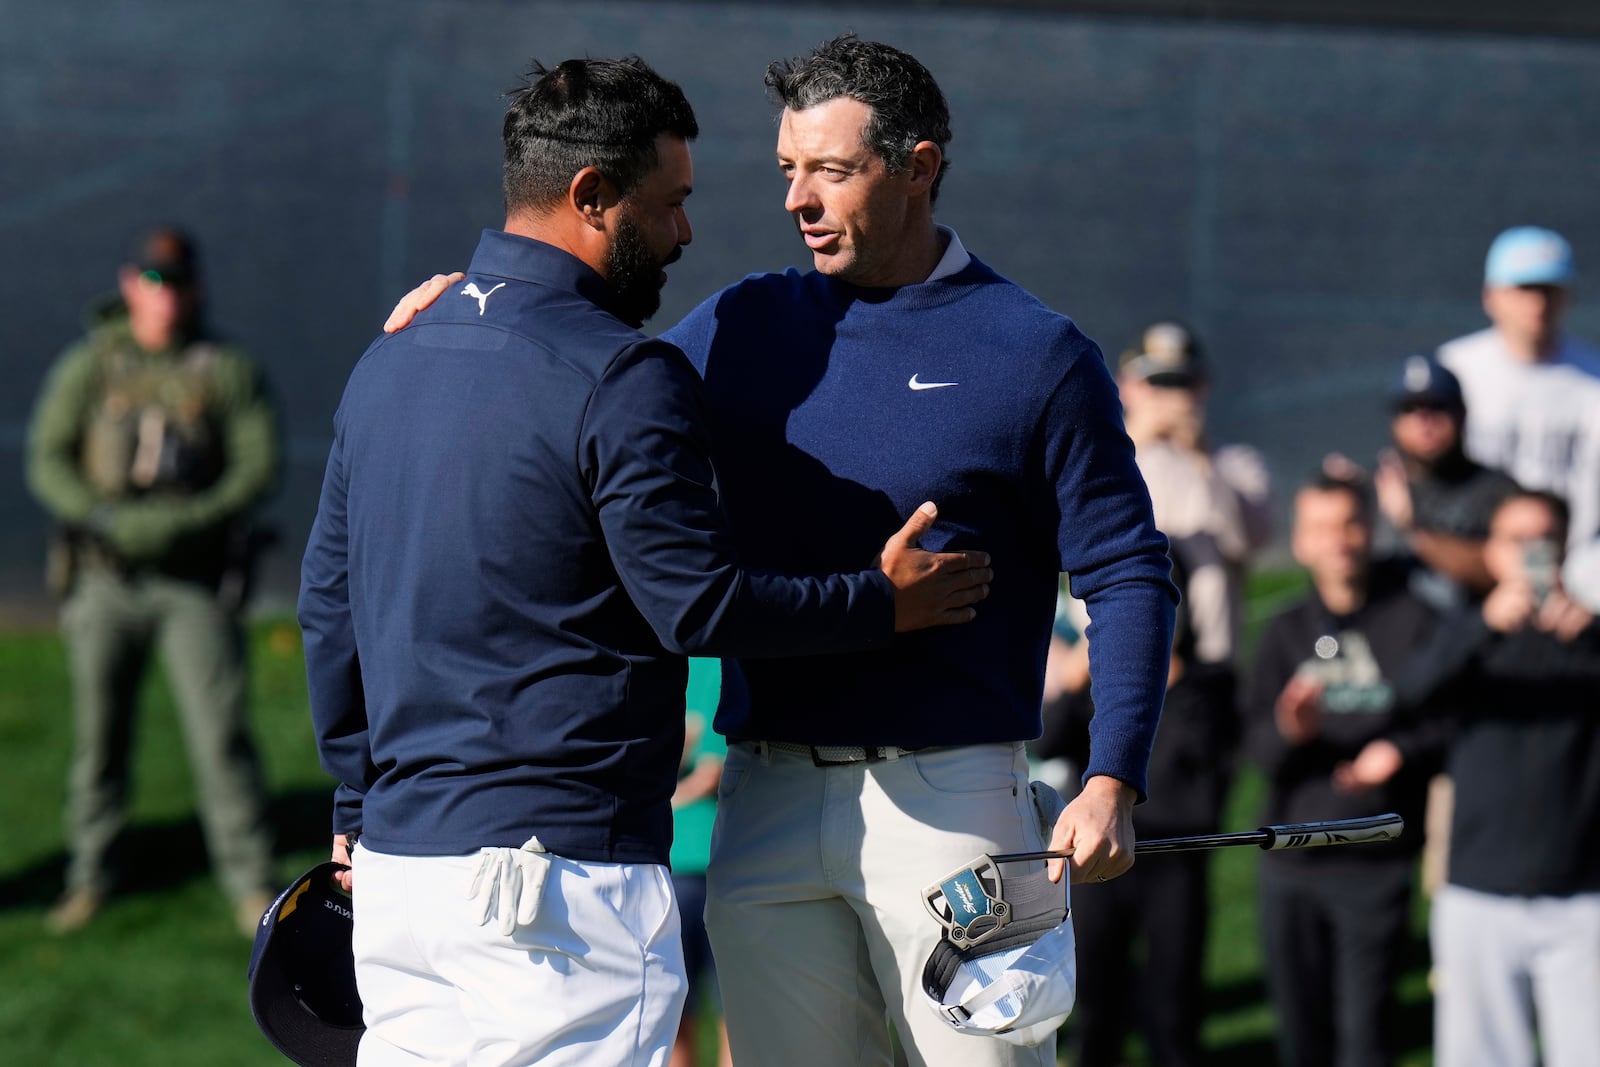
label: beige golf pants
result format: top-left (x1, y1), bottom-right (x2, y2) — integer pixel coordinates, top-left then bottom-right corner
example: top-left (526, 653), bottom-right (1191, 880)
top-left (705, 741), bottom-right (1057, 1067)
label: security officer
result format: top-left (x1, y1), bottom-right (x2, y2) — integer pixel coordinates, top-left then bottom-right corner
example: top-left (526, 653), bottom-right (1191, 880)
top-left (26, 227), bottom-right (279, 935)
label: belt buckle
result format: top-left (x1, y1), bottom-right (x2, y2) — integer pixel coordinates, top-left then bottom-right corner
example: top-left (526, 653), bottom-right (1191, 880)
top-left (810, 745), bottom-right (878, 767)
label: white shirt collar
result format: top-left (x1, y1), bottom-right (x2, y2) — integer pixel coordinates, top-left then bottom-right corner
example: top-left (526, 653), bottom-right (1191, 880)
top-left (926, 225), bottom-right (971, 283)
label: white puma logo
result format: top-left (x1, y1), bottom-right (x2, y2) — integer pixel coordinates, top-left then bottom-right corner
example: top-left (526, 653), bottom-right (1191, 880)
top-left (462, 281), bottom-right (506, 316)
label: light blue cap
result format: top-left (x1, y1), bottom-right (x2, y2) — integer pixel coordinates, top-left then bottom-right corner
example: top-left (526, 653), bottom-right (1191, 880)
top-left (1485, 226), bottom-right (1574, 288)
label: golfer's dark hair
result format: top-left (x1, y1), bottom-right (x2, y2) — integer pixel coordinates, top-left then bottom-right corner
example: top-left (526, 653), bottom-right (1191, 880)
top-left (765, 33), bottom-right (952, 203)
top-left (502, 57), bottom-right (698, 215)
top-left (1494, 488), bottom-right (1571, 544)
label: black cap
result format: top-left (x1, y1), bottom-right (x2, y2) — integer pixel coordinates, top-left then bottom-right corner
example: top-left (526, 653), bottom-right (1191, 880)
top-left (130, 227), bottom-right (199, 287)
top-left (1390, 355), bottom-right (1463, 411)
top-left (246, 862), bottom-right (363, 1067)
top-left (1118, 322), bottom-right (1206, 387)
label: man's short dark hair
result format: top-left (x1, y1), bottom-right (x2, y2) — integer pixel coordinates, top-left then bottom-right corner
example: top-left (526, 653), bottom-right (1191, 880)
top-left (764, 34), bottom-right (952, 203)
top-left (502, 57), bottom-right (698, 215)
top-left (1494, 488), bottom-right (1571, 544)
top-left (1299, 471), bottom-right (1372, 520)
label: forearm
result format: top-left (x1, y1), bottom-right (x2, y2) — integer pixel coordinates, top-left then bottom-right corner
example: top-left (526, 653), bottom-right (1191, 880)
top-left (26, 349), bottom-right (100, 523)
top-left (27, 448), bottom-right (99, 524)
top-left (1078, 574), bottom-right (1176, 801)
top-left (590, 342), bottom-right (897, 658)
top-left (1408, 528), bottom-right (1493, 593)
top-left (1242, 630), bottom-right (1296, 774)
top-left (299, 432), bottom-right (375, 831)
top-left (301, 586), bottom-right (377, 830)
top-left (171, 403), bottom-right (279, 532)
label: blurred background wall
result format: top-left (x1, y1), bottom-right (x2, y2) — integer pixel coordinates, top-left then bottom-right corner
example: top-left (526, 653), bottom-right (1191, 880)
top-left (4, 0), bottom-right (1598, 619)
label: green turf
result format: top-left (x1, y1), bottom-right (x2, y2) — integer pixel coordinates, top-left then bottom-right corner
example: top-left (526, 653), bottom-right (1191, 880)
top-left (0, 620), bottom-right (330, 1067)
top-left (0, 590), bottom-right (1437, 1065)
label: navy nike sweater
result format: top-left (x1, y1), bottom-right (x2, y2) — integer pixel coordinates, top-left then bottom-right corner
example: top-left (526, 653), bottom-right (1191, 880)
top-left (299, 231), bottom-right (899, 864)
top-left (663, 258), bottom-right (1177, 795)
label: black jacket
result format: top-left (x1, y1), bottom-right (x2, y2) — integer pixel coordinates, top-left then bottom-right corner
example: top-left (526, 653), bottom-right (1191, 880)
top-left (1397, 609), bottom-right (1600, 896)
top-left (1245, 565), bottom-right (1446, 871)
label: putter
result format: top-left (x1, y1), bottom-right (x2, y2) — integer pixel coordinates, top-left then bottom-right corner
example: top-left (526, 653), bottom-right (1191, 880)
top-left (924, 813), bottom-right (1404, 949)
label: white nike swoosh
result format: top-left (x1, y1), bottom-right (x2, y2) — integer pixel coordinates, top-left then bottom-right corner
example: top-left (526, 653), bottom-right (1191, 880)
top-left (908, 374), bottom-right (959, 391)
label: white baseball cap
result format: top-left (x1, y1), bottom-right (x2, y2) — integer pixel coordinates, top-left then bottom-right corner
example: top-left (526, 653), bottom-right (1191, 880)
top-left (920, 861), bottom-right (1076, 1046)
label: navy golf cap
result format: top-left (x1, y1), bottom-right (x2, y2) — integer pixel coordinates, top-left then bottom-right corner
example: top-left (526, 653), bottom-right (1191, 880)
top-left (247, 862), bottom-right (363, 1067)
top-left (1391, 355), bottom-right (1463, 411)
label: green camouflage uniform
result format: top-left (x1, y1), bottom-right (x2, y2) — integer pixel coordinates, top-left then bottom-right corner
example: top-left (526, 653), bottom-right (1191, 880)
top-left (26, 314), bottom-right (278, 903)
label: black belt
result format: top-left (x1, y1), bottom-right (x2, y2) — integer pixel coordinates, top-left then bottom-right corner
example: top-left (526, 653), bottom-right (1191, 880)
top-left (755, 741), bottom-right (921, 767)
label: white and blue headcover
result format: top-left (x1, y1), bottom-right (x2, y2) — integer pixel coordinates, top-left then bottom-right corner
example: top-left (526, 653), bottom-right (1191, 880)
top-left (920, 854), bottom-right (1075, 1046)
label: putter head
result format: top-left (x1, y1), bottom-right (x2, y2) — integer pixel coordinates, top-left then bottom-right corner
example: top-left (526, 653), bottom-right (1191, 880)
top-left (923, 855), bottom-right (1012, 948)
top-left (920, 853), bottom-right (1074, 1045)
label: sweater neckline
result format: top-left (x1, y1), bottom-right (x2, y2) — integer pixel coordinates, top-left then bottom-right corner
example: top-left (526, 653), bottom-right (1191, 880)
top-left (810, 256), bottom-right (993, 311)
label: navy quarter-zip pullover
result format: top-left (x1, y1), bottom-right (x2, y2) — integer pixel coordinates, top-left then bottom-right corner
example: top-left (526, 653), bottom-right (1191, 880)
top-left (299, 230), bottom-right (896, 864)
top-left (664, 259), bottom-right (1177, 796)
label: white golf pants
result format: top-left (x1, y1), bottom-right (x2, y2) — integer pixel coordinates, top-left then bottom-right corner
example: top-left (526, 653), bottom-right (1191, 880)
top-left (351, 842), bottom-right (686, 1067)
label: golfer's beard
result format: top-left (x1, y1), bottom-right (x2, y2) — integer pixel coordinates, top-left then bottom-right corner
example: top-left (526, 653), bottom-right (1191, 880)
top-left (607, 215), bottom-right (665, 328)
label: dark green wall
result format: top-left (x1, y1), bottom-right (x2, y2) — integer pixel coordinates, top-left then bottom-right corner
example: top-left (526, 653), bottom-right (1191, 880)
top-left (3, 0), bottom-right (1598, 615)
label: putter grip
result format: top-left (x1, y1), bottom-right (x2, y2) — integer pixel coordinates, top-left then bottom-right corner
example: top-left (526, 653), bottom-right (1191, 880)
top-left (1262, 813), bottom-right (1403, 850)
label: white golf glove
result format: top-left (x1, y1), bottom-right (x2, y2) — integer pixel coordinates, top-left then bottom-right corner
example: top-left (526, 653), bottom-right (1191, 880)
top-left (466, 835), bottom-right (552, 935)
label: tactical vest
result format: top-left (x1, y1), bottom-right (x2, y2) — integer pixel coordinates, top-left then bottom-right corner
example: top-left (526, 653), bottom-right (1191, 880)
top-left (81, 334), bottom-right (227, 499)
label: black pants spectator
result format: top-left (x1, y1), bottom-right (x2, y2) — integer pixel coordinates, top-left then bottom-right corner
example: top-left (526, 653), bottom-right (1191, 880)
top-left (1259, 859), bottom-right (1413, 1067)
top-left (1066, 848), bottom-right (1210, 1067)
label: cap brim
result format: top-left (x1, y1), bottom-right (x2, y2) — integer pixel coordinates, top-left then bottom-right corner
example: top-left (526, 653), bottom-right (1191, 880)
top-left (249, 950), bottom-right (365, 1067)
top-left (1143, 370), bottom-right (1202, 388)
top-left (1390, 393), bottom-right (1462, 411)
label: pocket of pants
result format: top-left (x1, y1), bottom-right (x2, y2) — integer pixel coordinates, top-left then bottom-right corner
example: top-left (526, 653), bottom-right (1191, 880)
top-left (1029, 780), bottom-right (1067, 843)
top-left (910, 744), bottom-right (1023, 797)
top-left (716, 742), bottom-right (754, 801)
top-left (617, 863), bottom-right (678, 956)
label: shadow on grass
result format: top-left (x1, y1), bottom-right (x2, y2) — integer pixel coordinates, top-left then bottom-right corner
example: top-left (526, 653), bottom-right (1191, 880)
top-left (1204, 1036), bottom-right (1279, 1067)
top-left (0, 785), bottom-right (335, 909)
top-left (1201, 972), bottom-right (1278, 1066)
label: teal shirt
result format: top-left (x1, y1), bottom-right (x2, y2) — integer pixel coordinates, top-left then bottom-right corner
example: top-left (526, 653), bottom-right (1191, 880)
top-left (670, 659), bottom-right (724, 875)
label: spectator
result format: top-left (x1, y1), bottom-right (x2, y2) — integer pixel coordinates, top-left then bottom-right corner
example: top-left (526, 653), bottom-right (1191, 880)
top-left (1371, 353), bottom-right (1519, 896)
top-left (1398, 490), bottom-right (1600, 1067)
top-left (1062, 551), bottom-right (1240, 1067)
top-left (1245, 475), bottom-right (1447, 1067)
top-left (670, 659), bottom-right (732, 1067)
top-left (1437, 226), bottom-right (1600, 608)
top-left (1048, 322), bottom-right (1266, 1064)
top-left (25, 226), bottom-right (280, 936)
top-left (1117, 321), bottom-right (1273, 669)
top-left (1374, 354), bottom-right (1520, 607)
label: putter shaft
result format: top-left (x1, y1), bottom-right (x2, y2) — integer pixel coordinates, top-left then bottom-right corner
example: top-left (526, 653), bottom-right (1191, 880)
top-left (989, 812), bottom-right (1404, 865)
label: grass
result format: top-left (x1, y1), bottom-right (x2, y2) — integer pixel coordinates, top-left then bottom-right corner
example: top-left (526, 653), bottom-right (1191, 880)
top-left (0, 620), bottom-right (331, 1067)
top-left (0, 585), bottom-right (1437, 1065)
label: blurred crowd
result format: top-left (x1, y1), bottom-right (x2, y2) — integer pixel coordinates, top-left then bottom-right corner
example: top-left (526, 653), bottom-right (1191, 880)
top-left (21, 209), bottom-right (1599, 1067)
top-left (1034, 224), bottom-right (1600, 1066)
